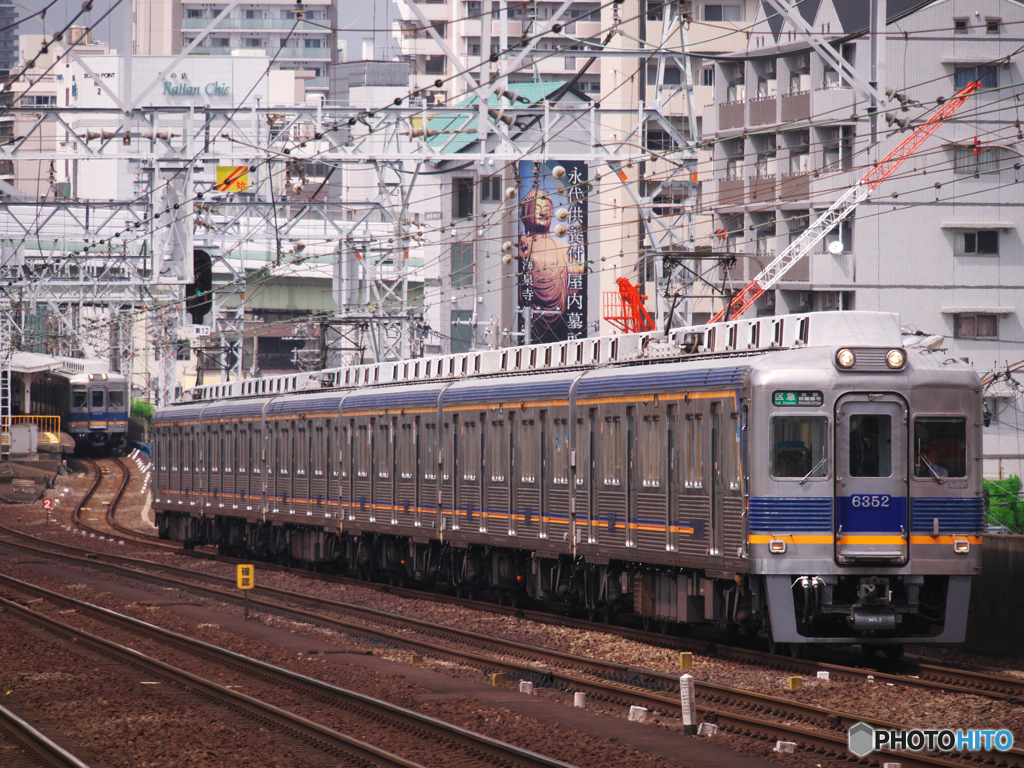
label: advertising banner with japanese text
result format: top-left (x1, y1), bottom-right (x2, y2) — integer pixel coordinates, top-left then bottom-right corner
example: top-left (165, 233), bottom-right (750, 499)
top-left (516, 160), bottom-right (589, 344)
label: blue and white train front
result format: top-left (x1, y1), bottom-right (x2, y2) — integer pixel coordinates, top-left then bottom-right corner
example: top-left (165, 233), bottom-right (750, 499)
top-left (748, 344), bottom-right (982, 648)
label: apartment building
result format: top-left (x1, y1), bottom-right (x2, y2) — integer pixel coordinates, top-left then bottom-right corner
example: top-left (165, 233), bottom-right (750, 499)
top-left (133, 0), bottom-right (336, 96)
top-left (700, 0), bottom-right (1023, 373)
top-left (391, 0), bottom-right (604, 105)
top-left (0, 0), bottom-right (17, 72)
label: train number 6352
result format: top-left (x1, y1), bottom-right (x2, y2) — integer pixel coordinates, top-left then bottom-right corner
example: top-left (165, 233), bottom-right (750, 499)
top-left (850, 494), bottom-right (890, 508)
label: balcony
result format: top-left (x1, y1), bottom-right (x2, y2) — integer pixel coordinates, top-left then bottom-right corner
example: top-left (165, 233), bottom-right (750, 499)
top-left (718, 177), bottom-right (746, 207)
top-left (719, 100), bottom-right (744, 130)
top-left (780, 91), bottom-right (810, 122)
top-left (491, 19), bottom-right (524, 37)
top-left (276, 47), bottom-right (330, 59)
top-left (748, 176), bottom-right (776, 203)
top-left (305, 76), bottom-right (328, 89)
top-left (748, 95), bottom-right (776, 126)
top-left (182, 18), bottom-right (323, 31)
top-left (779, 172), bottom-right (809, 202)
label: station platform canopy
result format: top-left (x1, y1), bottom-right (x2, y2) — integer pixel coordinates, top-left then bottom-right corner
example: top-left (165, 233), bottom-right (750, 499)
top-left (8, 352), bottom-right (65, 375)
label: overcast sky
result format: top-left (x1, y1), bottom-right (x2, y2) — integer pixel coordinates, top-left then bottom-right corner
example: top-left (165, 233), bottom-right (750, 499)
top-left (17, 0), bottom-right (386, 63)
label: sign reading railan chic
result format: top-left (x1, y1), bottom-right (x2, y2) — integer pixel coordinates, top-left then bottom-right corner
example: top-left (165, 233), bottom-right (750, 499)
top-left (162, 81), bottom-right (231, 97)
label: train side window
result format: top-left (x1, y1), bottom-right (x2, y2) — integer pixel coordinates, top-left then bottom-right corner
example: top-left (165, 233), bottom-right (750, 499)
top-left (109, 390), bottom-right (124, 409)
top-left (685, 416), bottom-right (704, 489)
top-left (490, 420), bottom-right (506, 482)
top-left (424, 423), bottom-right (438, 480)
top-left (603, 417), bottom-right (621, 486)
top-left (771, 416), bottom-right (828, 479)
top-left (521, 419), bottom-right (537, 483)
top-left (297, 428), bottom-right (308, 476)
top-left (462, 420), bottom-right (479, 481)
top-left (357, 425), bottom-right (370, 477)
top-left (730, 412), bottom-right (742, 490)
top-left (641, 416), bottom-right (661, 488)
top-left (850, 415), bottom-right (892, 477)
top-left (222, 431), bottom-right (230, 473)
top-left (914, 417), bottom-right (967, 479)
top-left (378, 421), bottom-right (392, 479)
top-left (399, 423), bottom-right (415, 479)
top-left (253, 429), bottom-right (261, 474)
top-left (314, 427), bottom-right (324, 476)
top-left (239, 428), bottom-right (248, 474)
top-left (552, 419), bottom-right (569, 485)
top-left (279, 428), bottom-right (290, 474)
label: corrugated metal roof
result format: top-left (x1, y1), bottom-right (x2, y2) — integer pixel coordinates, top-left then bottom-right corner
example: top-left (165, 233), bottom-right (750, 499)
top-left (425, 80), bottom-right (568, 155)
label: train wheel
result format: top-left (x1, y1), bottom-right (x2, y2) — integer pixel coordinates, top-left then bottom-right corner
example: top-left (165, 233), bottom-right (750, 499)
top-left (885, 645), bottom-right (904, 661)
top-left (789, 643), bottom-right (806, 659)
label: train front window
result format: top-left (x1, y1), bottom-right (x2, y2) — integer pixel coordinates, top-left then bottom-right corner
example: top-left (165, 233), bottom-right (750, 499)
top-left (849, 415), bottom-right (892, 477)
top-left (73, 389), bottom-right (87, 408)
top-left (914, 417), bottom-right (967, 478)
top-left (108, 391), bottom-right (124, 409)
top-left (91, 390), bottom-right (105, 409)
top-left (771, 416), bottom-right (828, 479)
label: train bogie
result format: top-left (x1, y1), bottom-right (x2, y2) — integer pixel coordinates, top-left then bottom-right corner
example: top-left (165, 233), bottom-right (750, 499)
top-left (152, 311), bottom-right (983, 646)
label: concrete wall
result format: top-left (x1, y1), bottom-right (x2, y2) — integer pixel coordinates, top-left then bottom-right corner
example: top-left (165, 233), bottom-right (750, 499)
top-left (965, 534), bottom-right (1024, 656)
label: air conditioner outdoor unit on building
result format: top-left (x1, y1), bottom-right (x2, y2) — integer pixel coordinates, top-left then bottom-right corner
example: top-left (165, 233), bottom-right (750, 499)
top-left (795, 53), bottom-right (811, 70)
top-left (764, 59), bottom-right (776, 76)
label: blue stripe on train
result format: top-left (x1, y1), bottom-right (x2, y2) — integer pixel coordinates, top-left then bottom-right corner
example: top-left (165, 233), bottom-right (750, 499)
top-left (910, 497), bottom-right (984, 534)
top-left (748, 497), bottom-right (832, 532)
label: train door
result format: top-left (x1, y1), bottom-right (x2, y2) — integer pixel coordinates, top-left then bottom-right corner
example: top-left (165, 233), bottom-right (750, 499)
top-left (89, 385), bottom-right (107, 431)
top-left (835, 395), bottom-right (908, 565)
top-left (667, 405), bottom-right (678, 552)
top-left (395, 418), bottom-right (418, 530)
top-left (483, 415), bottom-right (509, 535)
top-left (587, 409), bottom-right (598, 544)
top-left (508, 412), bottom-right (518, 536)
top-left (710, 402), bottom-right (724, 556)
top-left (459, 415), bottom-right (482, 532)
top-left (626, 407), bottom-right (637, 548)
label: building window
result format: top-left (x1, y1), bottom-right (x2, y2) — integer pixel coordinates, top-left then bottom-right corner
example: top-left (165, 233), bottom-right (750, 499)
top-left (186, 9), bottom-right (205, 18)
top-left (480, 176), bottom-right (501, 202)
top-left (953, 146), bottom-right (1002, 174)
top-left (702, 66), bottom-right (714, 86)
top-left (424, 56), bottom-right (445, 75)
top-left (452, 243), bottom-right (474, 287)
top-left (304, 38), bottom-right (321, 48)
top-left (954, 65), bottom-right (997, 90)
top-left (953, 18), bottom-right (968, 33)
top-left (245, 38), bottom-right (264, 48)
top-left (955, 313), bottom-right (998, 339)
top-left (705, 4), bottom-right (741, 21)
top-left (451, 309), bottom-right (473, 353)
top-left (452, 177), bottom-right (474, 218)
top-left (954, 230), bottom-right (998, 255)
top-left (987, 17), bottom-right (1001, 34)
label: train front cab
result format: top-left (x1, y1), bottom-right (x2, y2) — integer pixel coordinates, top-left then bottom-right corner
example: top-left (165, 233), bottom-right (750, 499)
top-left (752, 348), bottom-right (982, 648)
top-left (80, 374), bottom-right (128, 450)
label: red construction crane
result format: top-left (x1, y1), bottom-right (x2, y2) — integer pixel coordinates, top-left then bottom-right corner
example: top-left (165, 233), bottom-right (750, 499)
top-left (709, 80), bottom-right (982, 324)
top-left (603, 277), bottom-right (655, 333)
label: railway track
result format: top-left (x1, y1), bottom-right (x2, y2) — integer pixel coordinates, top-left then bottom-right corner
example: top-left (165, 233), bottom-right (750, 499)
top-left (59, 461), bottom-right (1024, 703)
top-left (3, 517), bottom-right (1023, 706)
top-left (0, 580), bottom-right (576, 768)
top-left (0, 543), bottom-right (1020, 768)
top-left (72, 458), bottom-right (177, 550)
top-left (0, 703), bottom-right (93, 768)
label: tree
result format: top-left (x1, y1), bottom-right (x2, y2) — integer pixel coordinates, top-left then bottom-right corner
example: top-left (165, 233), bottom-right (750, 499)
top-left (130, 398), bottom-right (156, 427)
top-left (983, 475), bottom-right (1024, 533)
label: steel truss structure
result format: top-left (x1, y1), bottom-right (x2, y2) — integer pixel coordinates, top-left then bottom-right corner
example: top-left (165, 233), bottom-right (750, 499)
top-left (0, 0), bottom-right (709, 407)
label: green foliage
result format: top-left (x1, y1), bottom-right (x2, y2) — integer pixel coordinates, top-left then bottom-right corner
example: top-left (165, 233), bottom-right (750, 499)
top-left (130, 398), bottom-right (156, 425)
top-left (983, 475), bottom-right (1024, 533)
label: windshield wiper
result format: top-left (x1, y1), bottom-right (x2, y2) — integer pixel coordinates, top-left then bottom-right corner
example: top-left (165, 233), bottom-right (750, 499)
top-left (799, 456), bottom-right (828, 484)
top-left (919, 454), bottom-right (945, 484)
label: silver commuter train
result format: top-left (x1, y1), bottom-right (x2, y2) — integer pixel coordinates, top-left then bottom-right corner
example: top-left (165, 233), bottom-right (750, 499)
top-left (151, 311), bottom-right (982, 652)
top-left (29, 356), bottom-right (129, 451)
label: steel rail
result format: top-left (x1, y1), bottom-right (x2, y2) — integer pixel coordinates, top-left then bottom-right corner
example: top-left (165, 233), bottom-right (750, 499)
top-left (1, 568), bottom-right (1017, 768)
top-left (0, 703), bottom-right (94, 768)
top-left (0, 579), bottom-right (579, 768)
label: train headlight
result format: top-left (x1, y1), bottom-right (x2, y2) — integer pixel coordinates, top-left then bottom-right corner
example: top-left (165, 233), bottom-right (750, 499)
top-left (886, 348), bottom-right (906, 369)
top-left (954, 539), bottom-right (971, 554)
top-left (836, 348), bottom-right (856, 369)
top-left (769, 539), bottom-right (787, 554)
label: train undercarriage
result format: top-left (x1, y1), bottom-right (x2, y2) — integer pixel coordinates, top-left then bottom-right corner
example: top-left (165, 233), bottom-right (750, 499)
top-left (157, 511), bottom-right (964, 652)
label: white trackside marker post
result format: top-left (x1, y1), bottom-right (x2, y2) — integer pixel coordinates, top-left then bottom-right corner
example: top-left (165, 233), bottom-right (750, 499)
top-left (574, 692), bottom-right (586, 708)
top-left (680, 674), bottom-right (697, 735)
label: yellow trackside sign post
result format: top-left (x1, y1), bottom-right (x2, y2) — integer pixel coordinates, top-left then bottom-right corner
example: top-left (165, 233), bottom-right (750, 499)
top-left (237, 564), bottom-right (254, 619)
top-left (216, 165), bottom-right (249, 192)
